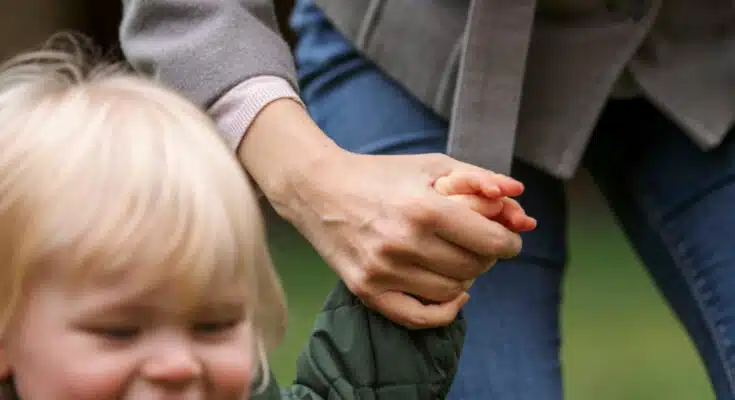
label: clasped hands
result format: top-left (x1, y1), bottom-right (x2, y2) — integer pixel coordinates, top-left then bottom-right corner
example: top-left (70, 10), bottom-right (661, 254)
top-left (274, 151), bottom-right (535, 330)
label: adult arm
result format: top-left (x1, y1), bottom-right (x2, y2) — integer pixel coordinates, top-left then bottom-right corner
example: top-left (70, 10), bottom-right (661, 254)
top-left (120, 0), bottom-right (526, 329)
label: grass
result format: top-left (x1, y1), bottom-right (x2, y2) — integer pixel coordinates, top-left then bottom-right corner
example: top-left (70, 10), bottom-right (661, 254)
top-left (263, 180), bottom-right (712, 399)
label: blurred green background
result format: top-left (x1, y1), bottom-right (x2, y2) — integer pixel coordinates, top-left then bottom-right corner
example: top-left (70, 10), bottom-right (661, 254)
top-left (4, 1), bottom-right (715, 398)
top-left (264, 173), bottom-right (713, 399)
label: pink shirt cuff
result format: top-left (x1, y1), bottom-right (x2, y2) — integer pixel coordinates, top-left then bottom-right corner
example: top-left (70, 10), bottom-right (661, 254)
top-left (209, 76), bottom-right (304, 151)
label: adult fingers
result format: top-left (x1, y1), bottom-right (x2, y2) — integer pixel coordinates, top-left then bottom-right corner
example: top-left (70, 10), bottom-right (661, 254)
top-left (376, 223), bottom-right (496, 281)
top-left (434, 168), bottom-right (524, 198)
top-left (384, 263), bottom-right (479, 303)
top-left (496, 197), bottom-right (538, 232)
top-left (430, 196), bottom-right (523, 259)
top-left (368, 290), bottom-right (470, 330)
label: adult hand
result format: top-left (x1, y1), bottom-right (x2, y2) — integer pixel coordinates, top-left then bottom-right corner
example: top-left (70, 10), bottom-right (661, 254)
top-left (278, 151), bottom-right (530, 328)
top-left (241, 99), bottom-right (529, 329)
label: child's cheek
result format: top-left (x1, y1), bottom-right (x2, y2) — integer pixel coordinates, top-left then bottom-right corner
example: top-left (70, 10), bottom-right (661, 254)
top-left (13, 361), bottom-right (132, 400)
top-left (208, 348), bottom-right (257, 396)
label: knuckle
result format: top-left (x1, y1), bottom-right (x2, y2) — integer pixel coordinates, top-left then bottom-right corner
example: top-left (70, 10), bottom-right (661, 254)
top-left (349, 258), bottom-right (387, 295)
top-left (375, 227), bottom-right (414, 257)
top-left (425, 152), bottom-right (452, 166)
top-left (345, 275), bottom-right (373, 301)
top-left (441, 280), bottom-right (465, 299)
top-left (432, 256), bottom-right (489, 281)
top-left (458, 256), bottom-right (488, 278)
top-left (361, 256), bottom-right (388, 283)
top-left (400, 196), bottom-right (439, 226)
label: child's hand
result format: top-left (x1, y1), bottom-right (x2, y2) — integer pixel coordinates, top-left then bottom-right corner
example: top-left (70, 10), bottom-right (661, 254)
top-left (434, 169), bottom-right (537, 233)
top-left (420, 169), bottom-right (535, 301)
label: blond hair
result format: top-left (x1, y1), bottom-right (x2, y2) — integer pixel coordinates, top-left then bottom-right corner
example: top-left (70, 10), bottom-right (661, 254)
top-left (0, 33), bottom-right (286, 389)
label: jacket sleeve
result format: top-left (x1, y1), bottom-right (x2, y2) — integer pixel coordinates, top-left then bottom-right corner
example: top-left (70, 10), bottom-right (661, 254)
top-left (252, 281), bottom-right (466, 399)
top-left (119, 0), bottom-right (298, 109)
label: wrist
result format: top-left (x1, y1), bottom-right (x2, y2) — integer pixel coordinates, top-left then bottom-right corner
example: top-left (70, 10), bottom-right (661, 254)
top-left (237, 98), bottom-right (344, 204)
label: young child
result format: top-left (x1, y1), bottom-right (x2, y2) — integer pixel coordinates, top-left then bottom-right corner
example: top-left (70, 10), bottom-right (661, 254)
top-left (0, 35), bottom-right (534, 400)
top-left (0, 34), bottom-right (289, 399)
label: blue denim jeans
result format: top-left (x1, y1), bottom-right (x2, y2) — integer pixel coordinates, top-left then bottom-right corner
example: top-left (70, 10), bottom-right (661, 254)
top-left (291, 1), bottom-right (735, 398)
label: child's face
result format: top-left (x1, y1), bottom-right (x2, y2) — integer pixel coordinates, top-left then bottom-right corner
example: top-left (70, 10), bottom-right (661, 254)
top-left (0, 267), bottom-right (255, 400)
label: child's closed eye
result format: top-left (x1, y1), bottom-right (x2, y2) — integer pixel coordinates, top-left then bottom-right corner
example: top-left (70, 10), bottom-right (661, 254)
top-left (193, 319), bottom-right (242, 335)
top-left (84, 326), bottom-right (141, 342)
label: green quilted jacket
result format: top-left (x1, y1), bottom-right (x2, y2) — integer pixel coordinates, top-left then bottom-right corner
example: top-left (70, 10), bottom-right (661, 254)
top-left (254, 281), bottom-right (465, 399)
top-left (0, 281), bottom-right (463, 399)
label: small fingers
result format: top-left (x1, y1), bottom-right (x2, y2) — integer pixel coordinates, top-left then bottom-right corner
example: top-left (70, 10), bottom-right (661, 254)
top-left (446, 193), bottom-right (536, 233)
top-left (446, 194), bottom-right (504, 218)
top-left (434, 169), bottom-right (524, 198)
top-left (497, 197), bottom-right (537, 232)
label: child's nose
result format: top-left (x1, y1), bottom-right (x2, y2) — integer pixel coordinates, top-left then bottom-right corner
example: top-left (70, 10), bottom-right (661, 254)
top-left (141, 340), bottom-right (203, 386)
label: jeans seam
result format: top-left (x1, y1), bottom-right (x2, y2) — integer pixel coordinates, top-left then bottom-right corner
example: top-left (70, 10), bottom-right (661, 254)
top-left (636, 188), bottom-right (735, 394)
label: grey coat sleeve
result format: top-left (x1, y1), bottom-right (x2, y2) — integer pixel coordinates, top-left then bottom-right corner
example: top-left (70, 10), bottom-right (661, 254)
top-left (119, 0), bottom-right (298, 108)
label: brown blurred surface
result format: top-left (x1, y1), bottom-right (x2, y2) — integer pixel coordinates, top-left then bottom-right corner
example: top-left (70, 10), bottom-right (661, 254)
top-left (0, 0), bottom-right (89, 60)
top-left (0, 0), bottom-right (296, 61)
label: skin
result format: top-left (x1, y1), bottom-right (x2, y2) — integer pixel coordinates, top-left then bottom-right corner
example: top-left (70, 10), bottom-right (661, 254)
top-left (0, 270), bottom-right (256, 400)
top-left (434, 172), bottom-right (537, 233)
top-left (240, 99), bottom-right (535, 329)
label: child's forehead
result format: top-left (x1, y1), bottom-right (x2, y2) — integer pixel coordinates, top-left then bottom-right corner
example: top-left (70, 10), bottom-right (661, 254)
top-left (50, 263), bottom-right (249, 316)
top-left (23, 199), bottom-right (256, 318)
top-left (35, 252), bottom-right (250, 310)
